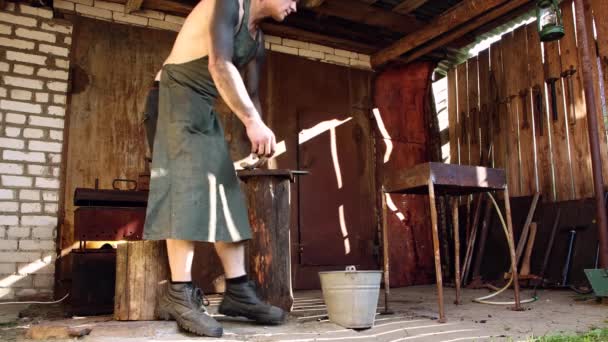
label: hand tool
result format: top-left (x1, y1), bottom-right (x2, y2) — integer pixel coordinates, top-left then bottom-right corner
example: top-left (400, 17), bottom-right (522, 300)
top-left (533, 85), bottom-right (544, 136)
top-left (240, 153), bottom-right (268, 170)
top-left (520, 222), bottom-right (537, 276)
top-left (546, 77), bottom-right (560, 122)
top-left (561, 66), bottom-right (577, 127)
top-left (519, 89), bottom-right (530, 129)
top-left (533, 208), bottom-right (561, 295)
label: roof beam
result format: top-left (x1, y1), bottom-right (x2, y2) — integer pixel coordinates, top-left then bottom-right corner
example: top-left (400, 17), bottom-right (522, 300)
top-left (125, 0), bottom-right (144, 13)
top-left (141, 0), bottom-right (192, 16)
top-left (260, 22), bottom-right (378, 54)
top-left (372, 0), bottom-right (517, 67)
top-left (310, 0), bottom-right (423, 34)
top-left (376, 0), bottom-right (535, 67)
top-left (392, 0), bottom-right (430, 14)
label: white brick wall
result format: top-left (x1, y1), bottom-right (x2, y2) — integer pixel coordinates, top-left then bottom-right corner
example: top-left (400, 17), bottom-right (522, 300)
top-left (52, 0), bottom-right (373, 70)
top-left (0, 3), bottom-right (70, 301)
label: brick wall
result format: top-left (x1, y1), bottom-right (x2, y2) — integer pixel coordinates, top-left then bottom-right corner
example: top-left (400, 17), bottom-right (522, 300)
top-left (52, 0), bottom-right (372, 70)
top-left (0, 3), bottom-right (72, 300)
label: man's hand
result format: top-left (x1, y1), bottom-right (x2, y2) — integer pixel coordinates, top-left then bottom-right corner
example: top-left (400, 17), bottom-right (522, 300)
top-left (245, 117), bottom-right (276, 157)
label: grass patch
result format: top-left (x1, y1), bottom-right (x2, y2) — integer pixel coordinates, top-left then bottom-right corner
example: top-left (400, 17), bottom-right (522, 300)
top-left (0, 321), bottom-right (18, 328)
top-left (531, 328), bottom-right (608, 342)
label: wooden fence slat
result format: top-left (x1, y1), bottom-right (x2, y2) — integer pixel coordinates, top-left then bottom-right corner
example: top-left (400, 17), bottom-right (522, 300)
top-left (490, 41), bottom-right (507, 172)
top-left (478, 49), bottom-right (491, 166)
top-left (560, 1), bottom-right (594, 199)
top-left (468, 56), bottom-right (481, 166)
top-left (457, 62), bottom-right (469, 165)
top-left (514, 25), bottom-right (536, 196)
top-left (500, 32), bottom-right (522, 195)
top-left (544, 36), bottom-right (572, 201)
top-left (526, 22), bottom-right (555, 201)
top-left (448, 68), bottom-right (459, 165)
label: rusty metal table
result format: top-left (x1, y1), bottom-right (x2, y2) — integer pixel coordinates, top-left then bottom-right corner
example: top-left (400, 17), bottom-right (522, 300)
top-left (382, 162), bottom-right (522, 323)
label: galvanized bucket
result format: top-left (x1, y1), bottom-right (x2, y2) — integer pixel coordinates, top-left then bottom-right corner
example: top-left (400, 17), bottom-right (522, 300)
top-left (319, 266), bottom-right (382, 329)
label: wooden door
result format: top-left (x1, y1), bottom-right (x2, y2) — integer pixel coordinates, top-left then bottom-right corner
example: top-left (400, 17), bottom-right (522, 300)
top-left (297, 109), bottom-right (374, 267)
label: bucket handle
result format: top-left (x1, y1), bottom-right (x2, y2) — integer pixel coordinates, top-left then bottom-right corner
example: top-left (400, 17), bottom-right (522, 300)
top-left (345, 265), bottom-right (356, 272)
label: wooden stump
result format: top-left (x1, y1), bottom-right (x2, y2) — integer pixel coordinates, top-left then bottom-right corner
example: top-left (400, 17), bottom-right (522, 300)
top-left (114, 240), bottom-right (170, 320)
top-left (240, 170), bottom-right (294, 312)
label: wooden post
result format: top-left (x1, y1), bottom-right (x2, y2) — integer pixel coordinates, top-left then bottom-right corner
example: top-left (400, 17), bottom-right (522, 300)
top-left (114, 241), bottom-right (169, 321)
top-left (240, 171), bottom-right (294, 312)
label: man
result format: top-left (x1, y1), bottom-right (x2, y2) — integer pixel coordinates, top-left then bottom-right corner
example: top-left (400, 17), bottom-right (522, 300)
top-left (142, 0), bottom-right (300, 337)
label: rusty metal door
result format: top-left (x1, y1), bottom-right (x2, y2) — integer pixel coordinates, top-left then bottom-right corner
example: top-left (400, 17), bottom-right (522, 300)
top-left (297, 109), bottom-right (375, 267)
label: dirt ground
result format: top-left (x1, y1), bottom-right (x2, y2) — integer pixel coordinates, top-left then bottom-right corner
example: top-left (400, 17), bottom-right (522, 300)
top-left (1, 285), bottom-right (606, 342)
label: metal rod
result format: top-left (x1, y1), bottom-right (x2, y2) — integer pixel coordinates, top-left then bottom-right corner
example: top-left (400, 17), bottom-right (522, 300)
top-left (574, 0), bottom-right (608, 269)
top-left (503, 186), bottom-right (522, 310)
top-left (428, 180), bottom-right (446, 323)
top-left (561, 229), bottom-right (577, 286)
top-left (535, 209), bottom-right (561, 293)
top-left (381, 189), bottom-right (391, 313)
top-left (452, 197), bottom-right (461, 305)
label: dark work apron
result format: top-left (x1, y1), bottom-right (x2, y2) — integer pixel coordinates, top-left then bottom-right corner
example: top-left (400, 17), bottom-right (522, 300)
top-left (143, 0), bottom-right (260, 242)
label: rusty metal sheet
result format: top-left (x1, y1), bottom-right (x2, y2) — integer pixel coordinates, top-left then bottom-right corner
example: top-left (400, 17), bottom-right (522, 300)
top-left (374, 61), bottom-right (436, 287)
top-left (74, 207), bottom-right (145, 241)
top-left (74, 188), bottom-right (148, 207)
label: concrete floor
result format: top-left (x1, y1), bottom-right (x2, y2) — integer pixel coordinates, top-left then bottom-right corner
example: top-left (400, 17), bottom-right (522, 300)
top-left (1, 285), bottom-right (607, 341)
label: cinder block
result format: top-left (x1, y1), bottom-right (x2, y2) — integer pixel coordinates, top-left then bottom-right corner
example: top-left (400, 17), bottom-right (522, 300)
top-left (0, 138), bottom-right (25, 150)
top-left (0, 100), bottom-right (42, 114)
top-left (2, 175), bottom-right (33, 187)
top-left (0, 37), bottom-right (35, 50)
top-left (75, 4), bottom-right (112, 20)
top-left (20, 189), bottom-right (41, 201)
top-left (0, 163), bottom-right (24, 175)
top-left (41, 21), bottom-right (72, 34)
top-left (23, 128), bottom-right (44, 139)
top-left (35, 177), bottom-right (60, 189)
top-left (6, 51), bottom-right (47, 65)
top-left (3, 150), bottom-right (45, 163)
top-left (29, 116), bottom-right (64, 129)
top-left (0, 12), bottom-right (37, 27)
top-left (15, 28), bottom-right (56, 43)
top-left (3, 76), bottom-right (44, 90)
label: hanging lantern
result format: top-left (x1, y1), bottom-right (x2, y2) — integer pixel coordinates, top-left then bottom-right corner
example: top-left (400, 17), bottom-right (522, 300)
top-left (536, 0), bottom-right (565, 42)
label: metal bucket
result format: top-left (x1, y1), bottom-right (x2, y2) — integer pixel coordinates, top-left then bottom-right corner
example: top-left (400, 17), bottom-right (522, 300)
top-left (319, 266), bottom-right (382, 329)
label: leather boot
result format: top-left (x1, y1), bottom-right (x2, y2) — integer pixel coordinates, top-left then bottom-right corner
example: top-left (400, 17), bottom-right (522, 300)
top-left (157, 282), bottom-right (223, 337)
top-left (218, 280), bottom-right (286, 325)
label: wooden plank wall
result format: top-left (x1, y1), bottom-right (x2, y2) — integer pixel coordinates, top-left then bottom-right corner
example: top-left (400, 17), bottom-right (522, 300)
top-left (447, 0), bottom-right (608, 201)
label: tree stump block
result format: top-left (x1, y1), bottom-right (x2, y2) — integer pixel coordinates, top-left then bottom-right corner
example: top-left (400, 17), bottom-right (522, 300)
top-left (114, 240), bottom-right (169, 320)
top-left (240, 170), bottom-right (295, 312)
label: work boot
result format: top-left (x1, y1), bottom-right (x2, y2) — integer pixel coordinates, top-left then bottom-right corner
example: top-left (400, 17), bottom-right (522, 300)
top-left (218, 280), bottom-right (286, 325)
top-left (156, 282), bottom-right (223, 337)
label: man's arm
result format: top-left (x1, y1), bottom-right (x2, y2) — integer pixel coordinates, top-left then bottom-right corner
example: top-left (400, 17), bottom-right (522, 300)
top-left (207, 0), bottom-right (259, 126)
top-left (207, 0), bottom-right (274, 156)
top-left (244, 33), bottom-right (265, 118)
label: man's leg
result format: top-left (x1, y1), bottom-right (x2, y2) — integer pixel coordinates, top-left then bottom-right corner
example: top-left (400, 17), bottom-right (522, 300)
top-left (216, 241), bottom-right (286, 324)
top-left (158, 239), bottom-right (223, 337)
top-left (167, 239), bottom-right (195, 281)
top-left (214, 241), bottom-right (246, 279)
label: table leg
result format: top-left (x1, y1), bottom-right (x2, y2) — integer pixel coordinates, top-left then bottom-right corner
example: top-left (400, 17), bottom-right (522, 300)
top-left (428, 180), bottom-right (446, 323)
top-left (452, 197), bottom-right (461, 305)
top-left (504, 186), bottom-right (522, 310)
